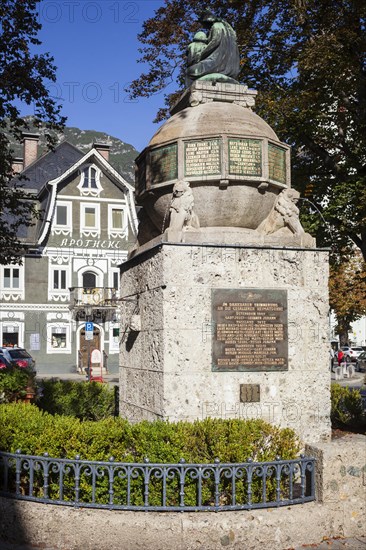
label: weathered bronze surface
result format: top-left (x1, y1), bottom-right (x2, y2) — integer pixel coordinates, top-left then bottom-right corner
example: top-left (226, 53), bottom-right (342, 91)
top-left (268, 143), bottom-right (286, 184)
top-left (228, 138), bottom-right (262, 176)
top-left (150, 143), bottom-right (178, 184)
top-left (240, 384), bottom-right (260, 403)
top-left (212, 288), bottom-right (288, 372)
top-left (184, 139), bottom-right (221, 177)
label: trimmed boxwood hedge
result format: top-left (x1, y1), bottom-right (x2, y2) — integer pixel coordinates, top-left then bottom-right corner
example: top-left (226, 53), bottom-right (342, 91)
top-left (0, 403), bottom-right (302, 507)
top-left (37, 378), bottom-right (116, 421)
top-left (0, 402), bottom-right (300, 463)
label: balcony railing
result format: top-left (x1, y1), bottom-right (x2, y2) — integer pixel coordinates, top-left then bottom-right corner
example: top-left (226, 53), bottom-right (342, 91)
top-left (70, 287), bottom-right (117, 308)
top-left (69, 287), bottom-right (118, 322)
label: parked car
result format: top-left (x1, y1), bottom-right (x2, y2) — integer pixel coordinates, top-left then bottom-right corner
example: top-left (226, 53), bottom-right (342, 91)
top-left (356, 351), bottom-right (366, 372)
top-left (0, 353), bottom-right (12, 370)
top-left (0, 347), bottom-right (36, 372)
top-left (340, 346), bottom-right (364, 363)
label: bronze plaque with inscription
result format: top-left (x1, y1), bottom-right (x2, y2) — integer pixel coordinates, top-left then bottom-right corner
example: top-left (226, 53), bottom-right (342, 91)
top-left (184, 139), bottom-right (221, 177)
top-left (268, 143), bottom-right (286, 184)
top-left (240, 384), bottom-right (260, 403)
top-left (150, 143), bottom-right (178, 184)
top-left (212, 289), bottom-right (288, 372)
top-left (228, 138), bottom-right (262, 176)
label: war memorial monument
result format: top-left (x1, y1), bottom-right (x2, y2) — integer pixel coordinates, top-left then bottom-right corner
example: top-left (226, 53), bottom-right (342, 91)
top-left (119, 10), bottom-right (331, 444)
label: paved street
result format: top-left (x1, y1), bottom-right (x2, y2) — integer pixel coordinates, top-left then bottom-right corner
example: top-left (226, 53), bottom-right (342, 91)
top-left (0, 536), bottom-right (365, 549)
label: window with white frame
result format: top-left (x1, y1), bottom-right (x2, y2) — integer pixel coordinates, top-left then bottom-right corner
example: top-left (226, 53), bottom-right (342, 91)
top-left (53, 269), bottom-right (67, 290)
top-left (47, 324), bottom-right (71, 353)
top-left (108, 204), bottom-right (127, 238)
top-left (53, 201), bottom-right (72, 234)
top-left (4, 267), bottom-right (20, 289)
top-left (80, 203), bottom-right (100, 235)
top-left (49, 264), bottom-right (70, 300)
top-left (0, 265), bottom-right (24, 299)
top-left (1, 324), bottom-right (20, 347)
top-left (77, 164), bottom-right (102, 195)
top-left (110, 268), bottom-right (120, 298)
top-left (109, 323), bottom-right (119, 353)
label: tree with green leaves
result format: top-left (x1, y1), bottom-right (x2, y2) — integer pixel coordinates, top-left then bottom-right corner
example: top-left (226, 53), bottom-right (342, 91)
top-left (329, 252), bottom-right (366, 345)
top-left (130, 0), bottom-right (366, 261)
top-left (0, 0), bottom-right (65, 265)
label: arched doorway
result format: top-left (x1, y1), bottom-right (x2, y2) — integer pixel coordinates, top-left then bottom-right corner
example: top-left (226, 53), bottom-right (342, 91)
top-left (79, 325), bottom-right (101, 373)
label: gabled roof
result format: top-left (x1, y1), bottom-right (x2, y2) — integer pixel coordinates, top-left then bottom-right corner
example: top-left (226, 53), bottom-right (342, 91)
top-left (18, 141), bottom-right (84, 191)
top-left (37, 148), bottom-right (138, 245)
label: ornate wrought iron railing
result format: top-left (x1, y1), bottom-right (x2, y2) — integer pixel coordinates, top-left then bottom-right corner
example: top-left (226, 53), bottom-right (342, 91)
top-left (0, 451), bottom-right (315, 512)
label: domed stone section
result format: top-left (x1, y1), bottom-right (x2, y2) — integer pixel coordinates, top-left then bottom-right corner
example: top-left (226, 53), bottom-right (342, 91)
top-left (148, 101), bottom-right (279, 147)
top-left (133, 81), bottom-right (314, 250)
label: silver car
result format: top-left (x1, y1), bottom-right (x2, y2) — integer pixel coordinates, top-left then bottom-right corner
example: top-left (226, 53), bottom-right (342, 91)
top-left (341, 346), bottom-right (364, 363)
top-left (356, 351), bottom-right (366, 372)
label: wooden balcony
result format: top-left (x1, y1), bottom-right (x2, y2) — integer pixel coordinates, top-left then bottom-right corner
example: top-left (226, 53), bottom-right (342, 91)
top-left (69, 287), bottom-right (117, 322)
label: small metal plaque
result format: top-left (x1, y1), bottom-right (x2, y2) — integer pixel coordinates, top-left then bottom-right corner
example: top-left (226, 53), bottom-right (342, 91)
top-left (184, 138), bottom-right (221, 177)
top-left (150, 143), bottom-right (178, 184)
top-left (212, 288), bottom-right (288, 372)
top-left (268, 143), bottom-right (286, 184)
top-left (240, 384), bottom-right (260, 403)
top-left (228, 138), bottom-right (262, 176)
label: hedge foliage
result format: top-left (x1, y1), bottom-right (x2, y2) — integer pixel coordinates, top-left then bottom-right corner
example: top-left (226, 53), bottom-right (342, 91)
top-left (0, 402), bottom-right (300, 463)
top-left (37, 379), bottom-right (116, 421)
top-left (0, 403), bottom-right (301, 507)
top-left (0, 367), bottom-right (36, 403)
top-left (330, 383), bottom-right (364, 426)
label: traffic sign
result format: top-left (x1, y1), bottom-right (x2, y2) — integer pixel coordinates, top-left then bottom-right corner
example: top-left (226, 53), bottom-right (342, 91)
top-left (85, 321), bottom-right (94, 332)
top-left (85, 331), bottom-right (93, 341)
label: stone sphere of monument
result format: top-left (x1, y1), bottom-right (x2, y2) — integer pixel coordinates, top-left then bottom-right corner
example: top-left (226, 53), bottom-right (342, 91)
top-left (134, 82), bottom-right (290, 235)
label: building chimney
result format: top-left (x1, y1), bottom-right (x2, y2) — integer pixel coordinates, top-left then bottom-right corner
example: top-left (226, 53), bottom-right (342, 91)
top-left (23, 132), bottom-right (40, 168)
top-left (12, 157), bottom-right (24, 174)
top-left (93, 141), bottom-right (111, 162)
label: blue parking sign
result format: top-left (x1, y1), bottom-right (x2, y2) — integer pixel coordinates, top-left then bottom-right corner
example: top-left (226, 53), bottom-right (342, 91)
top-left (85, 322), bottom-right (94, 332)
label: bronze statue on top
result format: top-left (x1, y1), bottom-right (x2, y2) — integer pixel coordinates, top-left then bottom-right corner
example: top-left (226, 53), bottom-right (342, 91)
top-left (186, 10), bottom-right (240, 86)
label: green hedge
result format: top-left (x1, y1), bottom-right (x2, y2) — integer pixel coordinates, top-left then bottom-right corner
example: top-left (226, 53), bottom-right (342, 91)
top-left (0, 367), bottom-right (36, 403)
top-left (0, 402), bottom-right (299, 462)
top-left (0, 403), bottom-right (301, 506)
top-left (37, 379), bottom-right (116, 421)
top-left (331, 383), bottom-right (364, 426)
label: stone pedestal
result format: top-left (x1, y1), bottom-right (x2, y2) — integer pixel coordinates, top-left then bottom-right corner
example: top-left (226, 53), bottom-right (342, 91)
top-left (119, 242), bottom-right (331, 443)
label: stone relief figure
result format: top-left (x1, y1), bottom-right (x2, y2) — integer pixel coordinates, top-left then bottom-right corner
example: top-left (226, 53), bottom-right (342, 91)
top-left (257, 188), bottom-right (306, 236)
top-left (186, 10), bottom-right (240, 86)
top-left (167, 180), bottom-right (200, 235)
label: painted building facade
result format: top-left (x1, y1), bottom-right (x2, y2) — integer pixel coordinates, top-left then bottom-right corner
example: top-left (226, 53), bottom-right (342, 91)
top-left (0, 135), bottom-right (137, 374)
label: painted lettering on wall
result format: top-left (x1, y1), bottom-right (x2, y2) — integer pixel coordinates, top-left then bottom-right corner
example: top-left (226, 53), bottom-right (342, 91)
top-left (60, 239), bottom-right (122, 249)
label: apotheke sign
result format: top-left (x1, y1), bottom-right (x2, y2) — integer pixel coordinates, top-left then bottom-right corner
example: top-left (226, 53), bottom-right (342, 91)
top-left (60, 238), bottom-right (122, 249)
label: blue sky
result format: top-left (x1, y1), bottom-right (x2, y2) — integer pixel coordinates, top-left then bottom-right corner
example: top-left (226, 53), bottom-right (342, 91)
top-left (32, 0), bottom-right (176, 152)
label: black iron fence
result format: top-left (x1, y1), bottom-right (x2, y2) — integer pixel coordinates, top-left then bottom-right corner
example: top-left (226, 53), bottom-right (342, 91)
top-left (0, 451), bottom-right (315, 512)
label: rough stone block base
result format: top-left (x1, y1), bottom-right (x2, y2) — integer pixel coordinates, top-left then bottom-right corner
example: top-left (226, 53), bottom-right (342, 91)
top-left (119, 243), bottom-right (331, 443)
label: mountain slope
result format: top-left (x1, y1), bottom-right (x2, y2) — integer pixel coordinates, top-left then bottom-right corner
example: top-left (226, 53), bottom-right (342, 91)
top-left (6, 116), bottom-right (138, 184)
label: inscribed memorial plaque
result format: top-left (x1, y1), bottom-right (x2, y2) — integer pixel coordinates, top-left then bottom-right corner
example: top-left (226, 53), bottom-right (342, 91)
top-left (228, 139), bottom-right (262, 176)
top-left (212, 289), bottom-right (288, 372)
top-left (268, 144), bottom-right (286, 184)
top-left (150, 143), bottom-right (178, 185)
top-left (240, 384), bottom-right (260, 403)
top-left (184, 139), bottom-right (221, 177)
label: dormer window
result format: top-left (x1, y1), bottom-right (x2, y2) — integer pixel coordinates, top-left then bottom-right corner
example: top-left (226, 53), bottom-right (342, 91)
top-left (83, 166), bottom-right (97, 189)
top-left (77, 164), bottom-right (102, 196)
